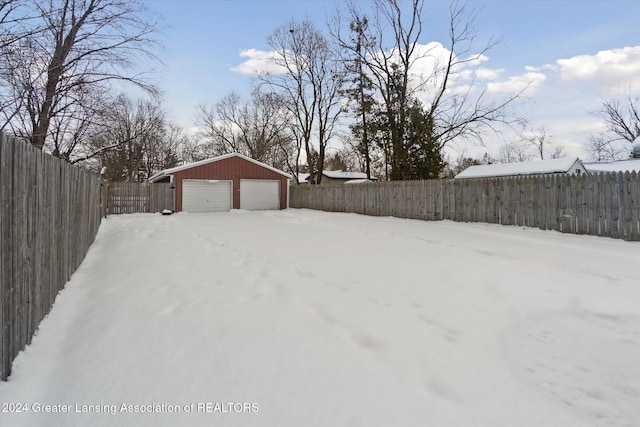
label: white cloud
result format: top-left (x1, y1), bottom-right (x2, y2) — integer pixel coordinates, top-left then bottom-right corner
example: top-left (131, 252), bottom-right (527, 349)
top-left (466, 53), bottom-right (490, 65)
top-left (556, 138), bottom-right (583, 157)
top-left (475, 67), bottom-right (503, 80)
top-left (524, 64), bottom-right (557, 73)
top-left (230, 48), bottom-right (287, 75)
top-left (445, 84), bottom-right (473, 96)
top-left (233, 42), bottom-right (509, 99)
top-left (556, 45), bottom-right (640, 89)
top-left (406, 42), bottom-right (505, 98)
top-left (404, 42), bottom-right (450, 82)
top-left (486, 72), bottom-right (547, 96)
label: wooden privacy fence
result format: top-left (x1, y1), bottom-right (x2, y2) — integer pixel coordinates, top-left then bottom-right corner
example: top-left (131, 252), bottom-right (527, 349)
top-left (1, 133), bottom-right (102, 381)
top-left (104, 181), bottom-right (173, 215)
top-left (290, 172), bottom-right (640, 241)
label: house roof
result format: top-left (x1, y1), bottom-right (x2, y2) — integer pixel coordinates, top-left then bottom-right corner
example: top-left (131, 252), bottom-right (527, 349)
top-left (322, 170), bottom-right (377, 180)
top-left (293, 173), bottom-right (310, 183)
top-left (455, 157), bottom-right (584, 179)
top-left (148, 153), bottom-right (292, 183)
top-left (344, 178), bottom-right (375, 184)
top-left (584, 159), bottom-right (640, 173)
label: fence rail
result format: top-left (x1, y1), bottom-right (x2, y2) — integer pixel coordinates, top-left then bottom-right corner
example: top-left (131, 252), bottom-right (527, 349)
top-left (290, 172), bottom-right (640, 241)
top-left (1, 132), bottom-right (102, 380)
top-left (104, 181), bottom-right (173, 215)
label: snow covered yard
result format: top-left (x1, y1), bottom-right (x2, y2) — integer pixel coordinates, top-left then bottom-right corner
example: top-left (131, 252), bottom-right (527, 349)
top-left (1, 209), bottom-right (639, 427)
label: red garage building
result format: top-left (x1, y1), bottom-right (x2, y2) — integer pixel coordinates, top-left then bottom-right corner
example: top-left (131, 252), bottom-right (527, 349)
top-left (148, 153), bottom-right (291, 212)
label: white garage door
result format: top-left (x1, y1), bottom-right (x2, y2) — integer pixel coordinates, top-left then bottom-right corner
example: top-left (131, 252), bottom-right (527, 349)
top-left (240, 179), bottom-right (280, 210)
top-left (182, 180), bottom-right (231, 212)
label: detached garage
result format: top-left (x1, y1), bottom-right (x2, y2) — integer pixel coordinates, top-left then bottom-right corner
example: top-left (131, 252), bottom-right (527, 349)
top-left (148, 153), bottom-right (291, 212)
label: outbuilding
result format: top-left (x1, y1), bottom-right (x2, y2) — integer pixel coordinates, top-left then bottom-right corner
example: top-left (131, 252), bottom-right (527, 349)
top-left (454, 157), bottom-right (588, 179)
top-left (584, 159), bottom-right (640, 174)
top-left (306, 170), bottom-right (378, 185)
top-left (148, 153), bottom-right (291, 212)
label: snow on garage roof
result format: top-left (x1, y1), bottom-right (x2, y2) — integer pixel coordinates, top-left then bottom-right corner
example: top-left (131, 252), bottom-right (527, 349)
top-left (149, 153), bottom-right (292, 182)
top-left (344, 178), bottom-right (375, 184)
top-left (322, 170), bottom-right (377, 180)
top-left (584, 159), bottom-right (640, 173)
top-left (455, 157), bottom-right (585, 179)
top-left (294, 173), bottom-right (310, 183)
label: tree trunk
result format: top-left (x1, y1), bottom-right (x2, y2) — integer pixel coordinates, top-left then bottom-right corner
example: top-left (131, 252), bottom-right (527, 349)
top-left (30, 0), bottom-right (95, 150)
top-left (31, 52), bottom-right (64, 150)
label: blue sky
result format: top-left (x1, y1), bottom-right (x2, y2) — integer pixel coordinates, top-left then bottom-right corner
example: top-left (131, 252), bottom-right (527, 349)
top-left (141, 0), bottom-right (640, 160)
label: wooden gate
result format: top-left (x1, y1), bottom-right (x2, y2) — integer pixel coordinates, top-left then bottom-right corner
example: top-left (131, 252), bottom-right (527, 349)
top-left (105, 182), bottom-right (173, 215)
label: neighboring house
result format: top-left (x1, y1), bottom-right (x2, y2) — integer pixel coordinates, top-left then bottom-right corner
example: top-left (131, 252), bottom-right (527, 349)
top-left (293, 173), bottom-right (310, 185)
top-left (148, 153), bottom-right (291, 212)
top-left (308, 170), bottom-right (378, 185)
top-left (584, 159), bottom-right (640, 174)
top-left (455, 157), bottom-right (588, 179)
top-left (344, 178), bottom-right (375, 185)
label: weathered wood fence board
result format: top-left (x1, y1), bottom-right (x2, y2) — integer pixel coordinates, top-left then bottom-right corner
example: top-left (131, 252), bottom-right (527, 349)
top-left (1, 133), bottom-right (102, 381)
top-left (290, 173), bottom-right (640, 241)
top-left (104, 181), bottom-right (173, 215)
top-left (1, 132), bottom-right (175, 381)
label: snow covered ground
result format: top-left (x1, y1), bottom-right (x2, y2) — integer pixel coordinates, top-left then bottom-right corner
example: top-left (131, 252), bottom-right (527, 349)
top-left (1, 209), bottom-right (639, 427)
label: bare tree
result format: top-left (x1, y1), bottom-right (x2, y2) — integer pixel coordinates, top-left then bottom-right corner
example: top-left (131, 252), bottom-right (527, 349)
top-left (0, 33), bottom-right (40, 131)
top-left (595, 93), bottom-right (640, 151)
top-left (0, 1), bottom-right (20, 49)
top-left (585, 132), bottom-right (628, 161)
top-left (498, 126), bottom-right (565, 163)
top-left (340, 132), bottom-right (385, 178)
top-left (81, 95), bottom-right (180, 181)
top-left (313, 37), bottom-right (346, 184)
top-left (176, 132), bottom-right (204, 164)
top-left (426, 4), bottom-right (526, 151)
top-left (195, 94), bottom-right (244, 155)
top-left (332, 15), bottom-right (376, 179)
top-left (261, 20), bottom-right (315, 182)
top-left (0, 0), bottom-right (41, 49)
top-left (48, 83), bottom-right (112, 161)
top-left (333, 0), bottom-right (425, 179)
top-left (498, 140), bottom-right (534, 163)
top-left (273, 112), bottom-right (303, 182)
top-left (441, 152), bottom-right (483, 178)
top-left (195, 89), bottom-right (293, 168)
top-left (0, 0), bottom-right (161, 152)
top-left (333, 1), bottom-right (526, 180)
top-left (261, 19), bottom-right (345, 184)
top-left (0, 0), bottom-right (16, 28)
top-left (521, 126), bottom-right (563, 160)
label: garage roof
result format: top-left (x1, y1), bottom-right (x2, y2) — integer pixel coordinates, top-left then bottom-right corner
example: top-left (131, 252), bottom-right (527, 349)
top-left (148, 153), bottom-right (292, 183)
top-left (323, 170), bottom-right (372, 179)
top-left (584, 159), bottom-right (640, 173)
top-left (455, 157), bottom-right (585, 179)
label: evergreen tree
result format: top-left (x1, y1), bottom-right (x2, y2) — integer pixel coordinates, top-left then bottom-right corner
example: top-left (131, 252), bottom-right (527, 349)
top-left (342, 17), bottom-right (376, 179)
top-left (403, 99), bottom-right (444, 179)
